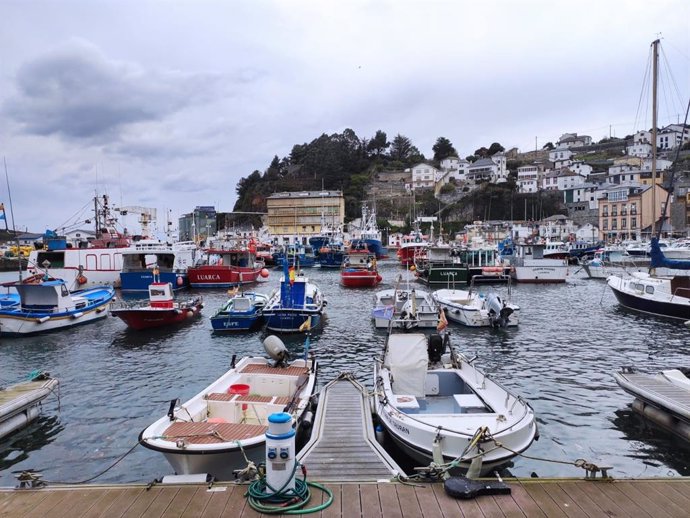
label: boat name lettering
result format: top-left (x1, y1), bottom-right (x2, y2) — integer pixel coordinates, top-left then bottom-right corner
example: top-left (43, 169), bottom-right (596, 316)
top-left (197, 274), bottom-right (222, 280)
top-left (391, 420), bottom-right (410, 435)
top-left (440, 272), bottom-right (456, 277)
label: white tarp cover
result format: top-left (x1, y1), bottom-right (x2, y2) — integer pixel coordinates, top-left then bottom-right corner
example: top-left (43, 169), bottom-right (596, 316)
top-left (384, 333), bottom-right (428, 397)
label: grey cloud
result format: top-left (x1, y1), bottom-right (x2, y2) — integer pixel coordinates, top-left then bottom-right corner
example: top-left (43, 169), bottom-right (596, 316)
top-left (3, 41), bottom-right (223, 142)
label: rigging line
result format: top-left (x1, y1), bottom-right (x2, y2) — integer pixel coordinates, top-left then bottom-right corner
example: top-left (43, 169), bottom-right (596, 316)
top-left (656, 95), bottom-right (690, 241)
top-left (633, 47), bottom-right (654, 133)
top-left (56, 199), bottom-right (93, 231)
top-left (660, 46), bottom-right (687, 116)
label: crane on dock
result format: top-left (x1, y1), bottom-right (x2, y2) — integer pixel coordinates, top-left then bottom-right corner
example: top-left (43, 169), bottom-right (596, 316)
top-left (115, 206), bottom-right (157, 238)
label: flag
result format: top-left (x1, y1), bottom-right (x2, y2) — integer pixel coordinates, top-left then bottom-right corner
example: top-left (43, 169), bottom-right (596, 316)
top-left (372, 305), bottom-right (394, 321)
top-left (299, 316), bottom-right (312, 332)
top-left (437, 308), bottom-right (448, 332)
top-left (288, 266), bottom-right (296, 286)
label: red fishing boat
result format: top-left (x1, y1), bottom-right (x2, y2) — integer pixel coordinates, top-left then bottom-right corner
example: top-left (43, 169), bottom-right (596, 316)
top-left (187, 242), bottom-right (268, 288)
top-left (397, 226), bottom-right (428, 267)
top-left (340, 250), bottom-right (382, 288)
top-left (111, 280), bottom-right (204, 330)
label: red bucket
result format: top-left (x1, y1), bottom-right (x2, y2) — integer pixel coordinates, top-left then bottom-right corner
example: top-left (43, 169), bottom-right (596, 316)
top-left (228, 383), bottom-right (250, 396)
top-left (228, 383), bottom-right (250, 411)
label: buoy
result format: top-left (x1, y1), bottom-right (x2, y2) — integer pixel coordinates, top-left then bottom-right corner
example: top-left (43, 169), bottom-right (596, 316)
top-left (260, 268), bottom-right (269, 278)
top-left (409, 265), bottom-right (416, 272)
top-left (176, 276), bottom-right (184, 286)
top-left (77, 275), bottom-right (87, 285)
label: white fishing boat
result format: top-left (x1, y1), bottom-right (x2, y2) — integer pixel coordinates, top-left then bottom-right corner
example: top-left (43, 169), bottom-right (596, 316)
top-left (614, 367), bottom-right (690, 442)
top-left (0, 274), bottom-right (115, 336)
top-left (373, 331), bottom-right (538, 474)
top-left (509, 242), bottom-right (568, 283)
top-left (607, 270), bottom-right (690, 321)
top-left (433, 281), bottom-right (519, 327)
top-left (0, 372), bottom-right (59, 440)
top-left (371, 285), bottom-right (438, 329)
top-left (139, 336), bottom-right (317, 480)
top-left (581, 247), bottom-right (648, 279)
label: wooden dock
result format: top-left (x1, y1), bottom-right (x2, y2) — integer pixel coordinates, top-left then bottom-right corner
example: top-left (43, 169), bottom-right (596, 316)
top-left (2, 478), bottom-right (690, 517)
top-left (297, 374), bottom-right (402, 482)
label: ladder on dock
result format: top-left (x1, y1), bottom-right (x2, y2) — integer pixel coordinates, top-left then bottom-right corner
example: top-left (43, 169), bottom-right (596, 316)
top-left (297, 373), bottom-right (402, 482)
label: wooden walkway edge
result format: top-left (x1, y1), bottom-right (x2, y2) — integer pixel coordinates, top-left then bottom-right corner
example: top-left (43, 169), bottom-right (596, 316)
top-left (2, 478), bottom-right (690, 517)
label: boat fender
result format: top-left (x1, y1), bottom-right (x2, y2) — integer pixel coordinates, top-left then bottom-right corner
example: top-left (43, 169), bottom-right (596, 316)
top-left (300, 411), bottom-right (314, 431)
top-left (427, 334), bottom-right (445, 363)
top-left (444, 476), bottom-right (511, 500)
top-left (375, 424), bottom-right (386, 445)
top-left (77, 275), bottom-right (87, 285)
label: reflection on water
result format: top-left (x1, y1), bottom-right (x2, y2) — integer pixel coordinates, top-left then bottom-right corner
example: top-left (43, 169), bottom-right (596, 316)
top-left (1, 264), bottom-right (690, 485)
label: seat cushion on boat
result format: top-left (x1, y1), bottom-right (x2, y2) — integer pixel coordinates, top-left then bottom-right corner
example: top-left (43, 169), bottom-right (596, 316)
top-left (162, 422), bottom-right (268, 444)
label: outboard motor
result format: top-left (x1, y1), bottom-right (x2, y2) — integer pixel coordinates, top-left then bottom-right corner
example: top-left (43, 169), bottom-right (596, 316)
top-left (263, 335), bottom-right (290, 367)
top-left (486, 293), bottom-right (512, 328)
top-left (427, 334), bottom-right (445, 363)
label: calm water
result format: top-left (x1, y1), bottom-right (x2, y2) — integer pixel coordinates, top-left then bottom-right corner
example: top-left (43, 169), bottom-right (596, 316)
top-left (1, 261), bottom-right (690, 486)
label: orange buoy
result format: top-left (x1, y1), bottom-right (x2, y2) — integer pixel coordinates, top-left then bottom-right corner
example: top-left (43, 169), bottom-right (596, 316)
top-left (409, 265), bottom-right (416, 272)
top-left (260, 268), bottom-right (269, 278)
top-left (176, 276), bottom-right (184, 286)
top-left (77, 275), bottom-right (87, 285)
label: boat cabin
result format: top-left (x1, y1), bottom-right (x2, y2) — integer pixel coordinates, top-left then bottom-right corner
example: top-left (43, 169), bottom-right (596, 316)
top-left (148, 282), bottom-right (175, 308)
top-left (15, 280), bottom-right (86, 312)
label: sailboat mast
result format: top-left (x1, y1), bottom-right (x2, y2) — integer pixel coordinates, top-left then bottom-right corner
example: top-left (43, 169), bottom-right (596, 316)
top-left (651, 38), bottom-right (659, 237)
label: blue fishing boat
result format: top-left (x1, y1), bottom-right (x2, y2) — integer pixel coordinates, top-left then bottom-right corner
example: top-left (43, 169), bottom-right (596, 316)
top-left (262, 260), bottom-right (326, 332)
top-left (350, 204), bottom-right (389, 259)
top-left (119, 240), bottom-right (199, 292)
top-left (316, 241), bottom-right (346, 268)
top-left (271, 243), bottom-right (317, 268)
top-left (210, 291), bottom-right (269, 332)
top-left (0, 274), bottom-right (114, 336)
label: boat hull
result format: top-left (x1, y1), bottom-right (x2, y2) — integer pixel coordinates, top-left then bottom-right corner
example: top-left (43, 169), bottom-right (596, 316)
top-left (511, 264), bottom-right (567, 283)
top-left (112, 303), bottom-right (203, 330)
top-left (433, 290), bottom-right (519, 327)
top-left (340, 270), bottom-right (382, 288)
top-left (0, 376), bottom-right (59, 440)
top-left (27, 248), bottom-right (124, 290)
top-left (0, 287), bottom-right (114, 336)
top-left (120, 272), bottom-right (188, 292)
top-left (607, 276), bottom-right (690, 321)
top-left (263, 311), bottom-right (322, 333)
top-left (188, 266), bottom-right (263, 288)
top-left (210, 313), bottom-right (262, 331)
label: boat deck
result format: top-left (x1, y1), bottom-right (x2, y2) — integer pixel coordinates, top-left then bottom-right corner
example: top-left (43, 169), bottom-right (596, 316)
top-left (618, 372), bottom-right (690, 414)
top-left (3, 478), bottom-right (690, 517)
top-left (161, 422), bottom-right (268, 445)
top-left (297, 375), bottom-right (402, 482)
top-left (0, 378), bottom-right (58, 418)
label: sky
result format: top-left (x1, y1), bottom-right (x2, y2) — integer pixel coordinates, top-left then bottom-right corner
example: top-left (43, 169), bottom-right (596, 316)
top-left (1, 0), bottom-right (689, 236)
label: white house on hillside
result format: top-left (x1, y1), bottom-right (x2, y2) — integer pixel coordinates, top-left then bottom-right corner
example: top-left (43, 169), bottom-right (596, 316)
top-left (548, 148), bottom-right (574, 162)
top-left (557, 133), bottom-right (592, 149)
top-left (657, 124), bottom-right (690, 150)
top-left (542, 171), bottom-right (560, 191)
top-left (556, 170), bottom-right (586, 191)
top-left (517, 165), bottom-right (541, 193)
top-left (627, 130), bottom-right (653, 158)
top-left (569, 161), bottom-right (593, 177)
top-left (563, 183), bottom-right (599, 209)
top-left (409, 162), bottom-right (441, 190)
top-left (466, 153), bottom-right (507, 184)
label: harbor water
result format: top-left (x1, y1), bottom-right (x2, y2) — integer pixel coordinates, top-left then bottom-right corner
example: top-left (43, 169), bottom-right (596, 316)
top-left (1, 260), bottom-right (689, 486)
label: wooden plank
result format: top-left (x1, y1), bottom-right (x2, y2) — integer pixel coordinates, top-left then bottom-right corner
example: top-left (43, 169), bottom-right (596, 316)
top-left (521, 483), bottom-right (568, 518)
top-left (79, 489), bottom-right (126, 518)
top-left (491, 492), bottom-right (527, 518)
top-left (194, 486), bottom-right (234, 518)
top-left (455, 496), bottom-right (484, 518)
top-left (21, 490), bottom-right (69, 518)
top-left (120, 487), bottom-right (166, 518)
top-left (138, 487), bottom-right (182, 518)
top-left (583, 482), bottom-right (653, 518)
top-left (429, 483), bottom-right (463, 518)
top-left (557, 481), bottom-right (627, 518)
top-left (89, 488), bottom-right (143, 518)
top-left (160, 486), bottom-right (199, 518)
top-left (320, 483), bottom-right (341, 518)
top-left (360, 484), bottom-right (381, 518)
top-left (661, 480), bottom-right (690, 504)
top-left (506, 484), bottom-right (547, 518)
top-left (636, 480), bottom-right (690, 514)
top-left (179, 486), bottom-right (214, 518)
top-left (614, 481), bottom-right (676, 518)
top-left (539, 482), bottom-right (589, 518)
top-left (48, 489), bottom-right (109, 518)
top-left (411, 485), bottom-right (442, 518)
top-left (395, 484), bottom-right (422, 518)
top-left (0, 489), bottom-right (50, 518)
top-left (377, 484), bottom-right (402, 518)
top-left (340, 484), bottom-right (361, 518)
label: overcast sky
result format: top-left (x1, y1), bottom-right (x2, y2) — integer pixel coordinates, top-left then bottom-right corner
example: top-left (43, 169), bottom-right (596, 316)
top-left (1, 0), bottom-right (688, 235)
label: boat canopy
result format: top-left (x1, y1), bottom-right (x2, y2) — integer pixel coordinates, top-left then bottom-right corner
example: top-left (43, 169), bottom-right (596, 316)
top-left (384, 334), bottom-right (428, 397)
top-left (650, 237), bottom-right (690, 270)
